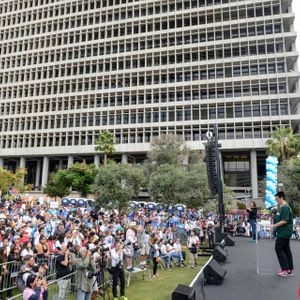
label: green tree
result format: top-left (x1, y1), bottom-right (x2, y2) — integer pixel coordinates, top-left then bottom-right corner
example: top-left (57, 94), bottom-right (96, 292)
top-left (202, 185), bottom-right (234, 214)
top-left (148, 164), bottom-right (185, 204)
top-left (44, 163), bottom-right (97, 197)
top-left (95, 131), bottom-right (116, 165)
top-left (126, 165), bottom-right (147, 199)
top-left (147, 134), bottom-right (188, 166)
top-left (44, 172), bottom-right (70, 198)
top-left (266, 127), bottom-right (300, 161)
top-left (0, 167), bottom-right (31, 194)
top-left (67, 163), bottom-right (97, 197)
top-left (148, 162), bottom-right (211, 208)
top-left (278, 157), bottom-right (300, 214)
top-left (181, 163), bottom-right (211, 208)
top-left (145, 134), bottom-right (210, 208)
top-left (93, 163), bottom-right (146, 209)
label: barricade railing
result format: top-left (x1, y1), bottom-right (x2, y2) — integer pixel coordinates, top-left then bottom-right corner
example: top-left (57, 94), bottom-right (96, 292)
top-left (8, 271), bottom-right (77, 300)
top-left (0, 253), bottom-right (59, 294)
top-left (0, 260), bottom-right (22, 293)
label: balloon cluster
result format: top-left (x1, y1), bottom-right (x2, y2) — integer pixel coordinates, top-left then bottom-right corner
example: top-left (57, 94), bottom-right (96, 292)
top-left (265, 156), bottom-right (278, 208)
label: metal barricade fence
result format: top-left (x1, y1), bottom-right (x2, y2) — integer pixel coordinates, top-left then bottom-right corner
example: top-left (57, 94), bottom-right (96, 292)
top-left (35, 253), bottom-right (59, 280)
top-left (0, 260), bottom-right (22, 294)
top-left (8, 272), bottom-right (77, 300)
top-left (0, 253), bottom-right (59, 295)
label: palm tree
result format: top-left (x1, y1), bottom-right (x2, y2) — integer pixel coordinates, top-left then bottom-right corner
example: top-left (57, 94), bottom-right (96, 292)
top-left (95, 131), bottom-right (115, 165)
top-left (266, 127), bottom-right (300, 161)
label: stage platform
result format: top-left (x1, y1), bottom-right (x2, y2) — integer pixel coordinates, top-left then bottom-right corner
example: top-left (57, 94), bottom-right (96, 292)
top-left (204, 237), bottom-right (300, 300)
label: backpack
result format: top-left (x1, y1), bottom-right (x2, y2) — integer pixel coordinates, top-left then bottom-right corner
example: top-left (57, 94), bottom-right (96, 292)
top-left (17, 270), bottom-right (33, 292)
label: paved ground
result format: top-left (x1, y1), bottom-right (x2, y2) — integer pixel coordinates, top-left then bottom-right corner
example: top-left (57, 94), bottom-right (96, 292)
top-left (204, 237), bottom-right (300, 300)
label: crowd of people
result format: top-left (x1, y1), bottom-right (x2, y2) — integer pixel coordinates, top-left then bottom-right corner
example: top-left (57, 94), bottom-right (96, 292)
top-left (0, 196), bottom-right (216, 300)
top-left (1, 193), bottom-right (297, 299)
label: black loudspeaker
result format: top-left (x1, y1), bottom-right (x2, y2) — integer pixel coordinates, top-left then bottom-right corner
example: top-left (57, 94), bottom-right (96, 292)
top-left (224, 234), bottom-right (235, 246)
top-left (215, 239), bottom-right (226, 249)
top-left (172, 284), bottom-right (195, 300)
top-left (204, 259), bottom-right (227, 285)
top-left (205, 142), bottom-right (218, 195)
top-left (212, 246), bottom-right (227, 263)
top-left (215, 226), bottom-right (225, 243)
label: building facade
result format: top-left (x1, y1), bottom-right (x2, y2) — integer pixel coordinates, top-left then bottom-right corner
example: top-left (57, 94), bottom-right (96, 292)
top-left (0, 0), bottom-right (299, 197)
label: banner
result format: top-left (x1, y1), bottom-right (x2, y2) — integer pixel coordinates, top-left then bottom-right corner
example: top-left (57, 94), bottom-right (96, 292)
top-left (265, 156), bottom-right (278, 208)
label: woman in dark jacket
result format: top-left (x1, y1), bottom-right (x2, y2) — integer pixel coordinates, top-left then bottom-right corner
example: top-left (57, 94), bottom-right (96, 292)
top-left (246, 201), bottom-right (258, 240)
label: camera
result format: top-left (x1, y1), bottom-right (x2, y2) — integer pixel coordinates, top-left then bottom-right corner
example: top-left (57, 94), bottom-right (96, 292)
top-left (133, 244), bottom-right (140, 252)
top-left (87, 269), bottom-right (101, 279)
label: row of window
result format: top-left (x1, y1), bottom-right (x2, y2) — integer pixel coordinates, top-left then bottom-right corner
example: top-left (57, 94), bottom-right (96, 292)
top-left (0, 2), bottom-right (282, 40)
top-left (0, 40), bottom-right (287, 83)
top-left (0, 78), bottom-right (291, 115)
top-left (0, 0), bottom-right (282, 26)
top-left (0, 100), bottom-right (290, 132)
top-left (0, 58), bottom-right (286, 85)
top-left (0, 74), bottom-right (289, 100)
top-left (0, 0), bottom-right (144, 15)
top-left (0, 23), bottom-right (285, 70)
top-left (0, 8), bottom-right (286, 53)
top-left (0, 78), bottom-right (290, 105)
top-left (0, 121), bottom-right (290, 149)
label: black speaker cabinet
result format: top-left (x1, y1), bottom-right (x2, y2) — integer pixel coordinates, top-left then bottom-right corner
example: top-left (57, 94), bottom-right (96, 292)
top-left (224, 234), bottom-right (235, 246)
top-left (215, 239), bottom-right (226, 249)
top-left (204, 259), bottom-right (227, 285)
top-left (215, 227), bottom-right (224, 243)
top-left (172, 284), bottom-right (195, 300)
top-left (212, 246), bottom-right (227, 263)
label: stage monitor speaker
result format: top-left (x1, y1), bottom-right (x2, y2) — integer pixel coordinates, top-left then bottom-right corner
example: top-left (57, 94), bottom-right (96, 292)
top-left (215, 239), bottom-right (226, 249)
top-left (204, 259), bottom-right (227, 285)
top-left (172, 284), bottom-right (195, 300)
top-left (212, 246), bottom-right (227, 263)
top-left (224, 234), bottom-right (235, 246)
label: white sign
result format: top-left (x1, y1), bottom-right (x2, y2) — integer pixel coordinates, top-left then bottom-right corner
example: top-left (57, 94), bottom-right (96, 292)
top-left (50, 202), bottom-right (59, 209)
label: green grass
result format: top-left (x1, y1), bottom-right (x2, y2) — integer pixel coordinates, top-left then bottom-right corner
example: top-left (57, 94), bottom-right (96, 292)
top-left (124, 256), bottom-right (208, 300)
top-left (7, 255), bottom-right (209, 300)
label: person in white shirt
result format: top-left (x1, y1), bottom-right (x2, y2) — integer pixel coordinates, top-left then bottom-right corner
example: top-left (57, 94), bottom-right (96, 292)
top-left (159, 240), bottom-right (171, 268)
top-left (71, 230), bottom-right (83, 247)
top-left (173, 239), bottom-right (184, 266)
top-left (110, 242), bottom-right (128, 300)
top-left (187, 230), bottom-right (200, 268)
top-left (103, 231), bottom-right (114, 250)
top-left (167, 239), bottom-right (182, 267)
top-left (125, 222), bottom-right (137, 271)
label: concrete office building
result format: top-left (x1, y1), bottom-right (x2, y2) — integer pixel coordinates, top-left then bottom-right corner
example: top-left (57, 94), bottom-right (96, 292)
top-left (0, 0), bottom-right (299, 198)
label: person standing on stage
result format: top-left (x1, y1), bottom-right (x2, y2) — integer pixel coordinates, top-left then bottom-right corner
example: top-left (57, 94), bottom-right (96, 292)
top-left (246, 201), bottom-right (258, 241)
top-left (269, 192), bottom-right (294, 277)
